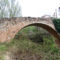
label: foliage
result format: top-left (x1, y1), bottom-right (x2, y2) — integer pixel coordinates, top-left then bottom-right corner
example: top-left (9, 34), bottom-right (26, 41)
top-left (0, 0), bottom-right (22, 18)
top-left (53, 19), bottom-right (60, 33)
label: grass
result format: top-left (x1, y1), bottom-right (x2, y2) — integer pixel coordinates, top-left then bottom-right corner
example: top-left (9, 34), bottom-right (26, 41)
top-left (0, 26), bottom-right (60, 60)
top-left (9, 35), bottom-right (60, 60)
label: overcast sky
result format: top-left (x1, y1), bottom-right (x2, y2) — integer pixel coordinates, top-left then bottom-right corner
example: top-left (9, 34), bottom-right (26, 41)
top-left (18, 0), bottom-right (60, 17)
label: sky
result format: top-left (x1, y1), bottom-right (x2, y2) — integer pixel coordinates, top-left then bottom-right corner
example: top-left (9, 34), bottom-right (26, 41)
top-left (17, 0), bottom-right (60, 17)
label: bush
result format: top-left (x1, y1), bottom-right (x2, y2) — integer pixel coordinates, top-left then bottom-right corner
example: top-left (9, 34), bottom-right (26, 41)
top-left (53, 19), bottom-right (60, 33)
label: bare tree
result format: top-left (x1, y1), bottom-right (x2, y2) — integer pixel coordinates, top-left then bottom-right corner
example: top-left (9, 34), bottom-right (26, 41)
top-left (0, 0), bottom-right (22, 18)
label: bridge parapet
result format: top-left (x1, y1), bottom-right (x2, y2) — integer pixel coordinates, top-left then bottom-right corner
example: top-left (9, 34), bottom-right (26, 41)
top-left (0, 17), bottom-right (52, 24)
top-left (0, 17), bottom-right (53, 30)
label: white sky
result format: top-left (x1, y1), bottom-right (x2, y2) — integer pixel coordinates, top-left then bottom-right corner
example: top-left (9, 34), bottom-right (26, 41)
top-left (18, 0), bottom-right (60, 17)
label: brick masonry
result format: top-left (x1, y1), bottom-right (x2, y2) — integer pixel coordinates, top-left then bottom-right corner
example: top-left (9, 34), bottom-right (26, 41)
top-left (0, 17), bottom-right (60, 47)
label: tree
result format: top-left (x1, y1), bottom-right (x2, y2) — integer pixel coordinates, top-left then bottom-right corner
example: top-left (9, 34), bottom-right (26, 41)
top-left (53, 19), bottom-right (60, 33)
top-left (0, 0), bottom-right (22, 18)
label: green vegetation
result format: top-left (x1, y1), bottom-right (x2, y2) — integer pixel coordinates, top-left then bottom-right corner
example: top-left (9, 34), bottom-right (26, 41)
top-left (53, 19), bottom-right (60, 33)
top-left (0, 26), bottom-right (60, 60)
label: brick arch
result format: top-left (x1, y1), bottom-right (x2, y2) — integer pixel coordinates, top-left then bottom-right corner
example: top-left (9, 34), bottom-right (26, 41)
top-left (13, 22), bottom-right (60, 47)
top-left (16, 23), bottom-right (60, 40)
top-left (15, 23), bottom-right (60, 48)
top-left (0, 17), bottom-right (60, 47)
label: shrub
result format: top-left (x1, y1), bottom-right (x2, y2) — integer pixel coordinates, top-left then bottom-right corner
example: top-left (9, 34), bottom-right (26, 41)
top-left (53, 19), bottom-right (60, 33)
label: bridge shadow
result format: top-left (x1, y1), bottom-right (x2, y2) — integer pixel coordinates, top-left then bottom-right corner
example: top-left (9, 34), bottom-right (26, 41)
top-left (28, 33), bottom-right (53, 44)
top-left (14, 26), bottom-right (53, 45)
top-left (28, 33), bottom-right (44, 44)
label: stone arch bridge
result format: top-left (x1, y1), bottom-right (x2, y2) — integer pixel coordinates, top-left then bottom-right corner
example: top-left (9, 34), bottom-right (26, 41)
top-left (0, 17), bottom-right (60, 47)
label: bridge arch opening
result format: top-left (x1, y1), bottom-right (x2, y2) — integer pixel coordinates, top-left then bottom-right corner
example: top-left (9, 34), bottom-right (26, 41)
top-left (13, 23), bottom-right (60, 47)
top-left (16, 23), bottom-right (59, 39)
top-left (14, 26), bottom-right (54, 43)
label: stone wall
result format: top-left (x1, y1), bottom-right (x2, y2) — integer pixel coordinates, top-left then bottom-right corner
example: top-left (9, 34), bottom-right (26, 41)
top-left (0, 17), bottom-right (60, 47)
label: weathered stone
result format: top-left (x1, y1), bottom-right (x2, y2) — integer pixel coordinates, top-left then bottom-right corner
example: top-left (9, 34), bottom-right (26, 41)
top-left (0, 17), bottom-right (60, 47)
